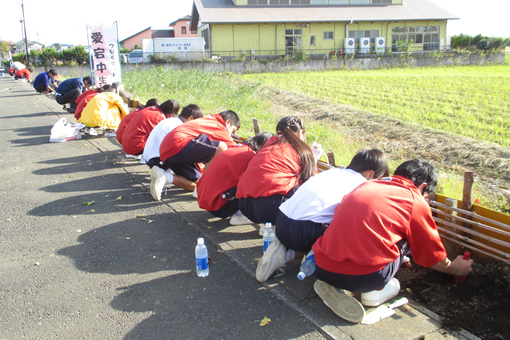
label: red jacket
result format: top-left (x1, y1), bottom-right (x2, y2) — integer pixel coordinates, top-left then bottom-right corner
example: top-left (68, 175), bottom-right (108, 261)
top-left (236, 136), bottom-right (302, 199)
top-left (160, 114), bottom-right (237, 162)
top-left (116, 109), bottom-right (143, 145)
top-left (122, 106), bottom-right (165, 155)
top-left (14, 69), bottom-right (31, 78)
top-left (75, 89), bottom-right (98, 107)
top-left (313, 176), bottom-right (447, 275)
top-left (197, 144), bottom-right (255, 212)
top-left (75, 92), bottom-right (99, 120)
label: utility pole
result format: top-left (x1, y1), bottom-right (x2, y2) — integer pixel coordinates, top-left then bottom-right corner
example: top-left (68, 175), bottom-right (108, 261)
top-left (21, 0), bottom-right (30, 66)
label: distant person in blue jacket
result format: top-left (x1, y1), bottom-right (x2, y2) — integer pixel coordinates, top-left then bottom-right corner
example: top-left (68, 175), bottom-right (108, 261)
top-left (33, 69), bottom-right (58, 94)
top-left (55, 76), bottom-right (92, 113)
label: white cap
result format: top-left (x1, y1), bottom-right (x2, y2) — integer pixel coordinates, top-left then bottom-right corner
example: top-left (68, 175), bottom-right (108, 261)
top-left (197, 237), bottom-right (204, 245)
top-left (265, 222), bottom-right (272, 228)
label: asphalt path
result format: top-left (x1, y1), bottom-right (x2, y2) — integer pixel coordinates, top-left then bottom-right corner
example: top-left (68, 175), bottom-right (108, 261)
top-left (0, 76), bottom-right (324, 339)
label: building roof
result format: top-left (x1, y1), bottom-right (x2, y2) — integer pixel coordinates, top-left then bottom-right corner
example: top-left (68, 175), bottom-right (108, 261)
top-left (14, 40), bottom-right (42, 46)
top-left (120, 27), bottom-right (151, 43)
top-left (169, 15), bottom-right (192, 26)
top-left (191, 0), bottom-right (458, 30)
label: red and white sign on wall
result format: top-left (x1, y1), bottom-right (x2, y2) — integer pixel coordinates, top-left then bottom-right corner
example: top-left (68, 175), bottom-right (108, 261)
top-left (89, 24), bottom-right (121, 87)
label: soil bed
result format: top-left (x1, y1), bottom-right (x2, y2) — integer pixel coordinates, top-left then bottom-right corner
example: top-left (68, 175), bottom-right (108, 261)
top-left (396, 256), bottom-right (510, 339)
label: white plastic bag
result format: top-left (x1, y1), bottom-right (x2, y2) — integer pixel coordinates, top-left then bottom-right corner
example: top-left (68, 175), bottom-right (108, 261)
top-left (49, 118), bottom-right (85, 143)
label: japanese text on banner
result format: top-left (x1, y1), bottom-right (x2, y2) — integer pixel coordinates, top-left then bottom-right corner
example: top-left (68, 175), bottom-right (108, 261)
top-left (90, 25), bottom-right (121, 86)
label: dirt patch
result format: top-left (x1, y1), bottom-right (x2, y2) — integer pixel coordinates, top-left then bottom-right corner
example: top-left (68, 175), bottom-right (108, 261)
top-left (396, 256), bottom-right (510, 339)
top-left (263, 87), bottom-right (510, 212)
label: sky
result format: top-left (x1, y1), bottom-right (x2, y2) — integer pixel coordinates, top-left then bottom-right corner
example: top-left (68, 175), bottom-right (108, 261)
top-left (1, 0), bottom-right (509, 46)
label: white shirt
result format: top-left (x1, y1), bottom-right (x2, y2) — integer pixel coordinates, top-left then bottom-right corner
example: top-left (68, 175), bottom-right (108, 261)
top-left (279, 168), bottom-right (367, 224)
top-left (143, 117), bottom-right (184, 163)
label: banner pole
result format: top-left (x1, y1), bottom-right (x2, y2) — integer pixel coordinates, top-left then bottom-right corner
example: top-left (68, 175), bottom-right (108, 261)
top-left (115, 21), bottom-right (122, 83)
top-left (86, 24), bottom-right (95, 87)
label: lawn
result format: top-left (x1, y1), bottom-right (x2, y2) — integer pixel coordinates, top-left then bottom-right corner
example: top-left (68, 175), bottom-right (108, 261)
top-left (244, 65), bottom-right (510, 147)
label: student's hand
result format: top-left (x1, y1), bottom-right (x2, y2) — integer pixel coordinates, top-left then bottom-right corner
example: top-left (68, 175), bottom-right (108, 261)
top-left (450, 255), bottom-right (474, 276)
top-left (311, 142), bottom-right (324, 161)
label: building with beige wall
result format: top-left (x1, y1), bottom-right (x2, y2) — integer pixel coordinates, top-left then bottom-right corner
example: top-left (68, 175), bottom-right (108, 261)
top-left (190, 0), bottom-right (458, 59)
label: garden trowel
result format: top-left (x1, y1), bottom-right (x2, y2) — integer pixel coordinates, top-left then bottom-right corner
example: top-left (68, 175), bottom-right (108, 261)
top-left (361, 298), bottom-right (409, 325)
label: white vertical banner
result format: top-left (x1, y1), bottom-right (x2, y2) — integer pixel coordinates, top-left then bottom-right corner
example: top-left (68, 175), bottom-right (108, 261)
top-left (90, 24), bottom-right (121, 87)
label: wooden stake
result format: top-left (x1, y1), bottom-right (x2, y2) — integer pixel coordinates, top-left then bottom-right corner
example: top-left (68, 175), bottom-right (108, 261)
top-left (461, 171), bottom-right (475, 237)
top-left (252, 118), bottom-right (260, 135)
top-left (444, 198), bottom-right (459, 258)
top-left (327, 149), bottom-right (336, 167)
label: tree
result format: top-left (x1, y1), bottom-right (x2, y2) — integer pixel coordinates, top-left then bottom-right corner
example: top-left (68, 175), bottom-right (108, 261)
top-left (0, 40), bottom-right (10, 58)
top-left (134, 44), bottom-right (142, 50)
top-left (53, 43), bottom-right (61, 51)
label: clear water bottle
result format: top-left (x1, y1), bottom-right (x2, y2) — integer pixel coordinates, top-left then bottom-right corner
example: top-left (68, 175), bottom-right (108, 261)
top-left (263, 223), bottom-right (275, 253)
top-left (195, 237), bottom-right (209, 277)
top-left (297, 250), bottom-right (315, 280)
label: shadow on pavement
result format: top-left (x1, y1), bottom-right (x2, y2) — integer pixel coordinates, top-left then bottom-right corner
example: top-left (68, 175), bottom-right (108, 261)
top-left (28, 188), bottom-right (156, 217)
top-left (57, 213), bottom-right (184, 275)
top-left (34, 156), bottom-right (127, 176)
top-left (1, 112), bottom-right (58, 119)
top-left (112, 274), bottom-right (317, 340)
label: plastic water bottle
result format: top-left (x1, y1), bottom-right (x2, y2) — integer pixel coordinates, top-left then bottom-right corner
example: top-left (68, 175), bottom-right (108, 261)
top-left (297, 250), bottom-right (315, 280)
top-left (195, 237), bottom-right (209, 277)
top-left (263, 223), bottom-right (275, 253)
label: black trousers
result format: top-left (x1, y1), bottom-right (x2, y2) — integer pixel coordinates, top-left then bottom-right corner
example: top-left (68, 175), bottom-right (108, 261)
top-left (56, 88), bottom-right (82, 109)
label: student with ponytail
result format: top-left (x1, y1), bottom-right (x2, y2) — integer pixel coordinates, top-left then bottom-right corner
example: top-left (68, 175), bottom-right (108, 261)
top-left (236, 116), bottom-right (316, 225)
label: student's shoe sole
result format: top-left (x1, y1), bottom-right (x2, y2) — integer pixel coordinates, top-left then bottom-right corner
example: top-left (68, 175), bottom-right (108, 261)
top-left (314, 280), bottom-right (365, 323)
top-left (150, 166), bottom-right (164, 201)
top-left (256, 238), bottom-right (286, 282)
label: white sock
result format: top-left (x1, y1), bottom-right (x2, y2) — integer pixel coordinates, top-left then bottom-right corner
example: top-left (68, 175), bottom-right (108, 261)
top-left (163, 171), bottom-right (174, 184)
top-left (285, 249), bottom-right (295, 263)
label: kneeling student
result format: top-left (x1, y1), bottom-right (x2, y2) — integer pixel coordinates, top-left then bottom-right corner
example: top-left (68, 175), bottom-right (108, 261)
top-left (196, 132), bottom-right (273, 220)
top-left (153, 110), bottom-right (240, 199)
top-left (121, 99), bottom-right (180, 156)
top-left (236, 116), bottom-right (316, 225)
top-left (312, 159), bottom-right (473, 323)
top-left (116, 98), bottom-right (161, 145)
top-left (256, 149), bottom-right (389, 282)
top-left (14, 67), bottom-right (32, 81)
top-left (146, 105), bottom-right (205, 197)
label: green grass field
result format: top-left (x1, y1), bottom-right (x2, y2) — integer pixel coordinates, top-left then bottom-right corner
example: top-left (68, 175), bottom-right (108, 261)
top-left (244, 65), bottom-right (510, 147)
top-left (123, 65), bottom-right (509, 212)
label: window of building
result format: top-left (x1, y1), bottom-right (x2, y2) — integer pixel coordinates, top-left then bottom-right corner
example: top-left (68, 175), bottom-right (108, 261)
top-left (291, 0), bottom-right (311, 4)
top-left (372, 0), bottom-right (391, 3)
top-left (201, 28), bottom-right (209, 50)
top-left (311, 0), bottom-right (328, 4)
top-left (310, 35), bottom-right (316, 46)
top-left (348, 30), bottom-right (379, 43)
top-left (391, 26), bottom-right (440, 51)
top-left (330, 0), bottom-right (350, 3)
top-left (351, 0), bottom-right (370, 3)
top-left (181, 26), bottom-right (187, 34)
top-left (270, 0), bottom-right (289, 4)
top-left (323, 31), bottom-right (334, 40)
top-left (285, 29), bottom-right (303, 53)
top-left (248, 0), bottom-right (268, 4)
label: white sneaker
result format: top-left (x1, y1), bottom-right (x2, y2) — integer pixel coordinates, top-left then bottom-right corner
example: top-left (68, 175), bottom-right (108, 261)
top-left (192, 186), bottom-right (198, 199)
top-left (84, 127), bottom-right (98, 136)
top-left (256, 237), bottom-right (286, 282)
top-left (361, 278), bottom-right (400, 307)
top-left (230, 210), bottom-right (252, 225)
top-left (150, 166), bottom-right (166, 201)
top-left (104, 130), bottom-right (117, 138)
top-left (314, 280), bottom-right (365, 323)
